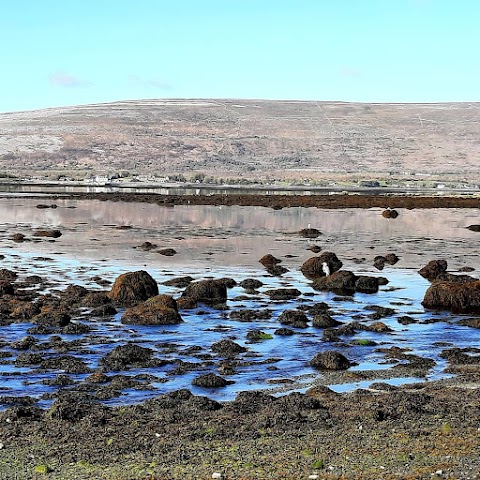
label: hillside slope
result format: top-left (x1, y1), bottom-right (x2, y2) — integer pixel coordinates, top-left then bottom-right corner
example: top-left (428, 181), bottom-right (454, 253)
top-left (0, 99), bottom-right (479, 182)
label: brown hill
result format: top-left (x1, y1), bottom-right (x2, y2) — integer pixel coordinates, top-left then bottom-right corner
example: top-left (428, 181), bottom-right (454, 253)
top-left (0, 99), bottom-right (479, 183)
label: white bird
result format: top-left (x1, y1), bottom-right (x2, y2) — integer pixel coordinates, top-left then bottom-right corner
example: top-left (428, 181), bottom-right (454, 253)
top-left (322, 261), bottom-right (330, 276)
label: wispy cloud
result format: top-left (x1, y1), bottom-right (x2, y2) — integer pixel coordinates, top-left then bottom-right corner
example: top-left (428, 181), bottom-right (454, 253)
top-left (49, 71), bottom-right (92, 88)
top-left (128, 74), bottom-right (173, 90)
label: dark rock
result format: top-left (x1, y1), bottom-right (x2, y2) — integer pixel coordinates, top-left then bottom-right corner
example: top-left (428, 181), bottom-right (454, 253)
top-left (246, 329), bottom-right (273, 341)
top-left (274, 327), bottom-right (295, 336)
top-left (397, 315), bottom-right (418, 325)
top-left (418, 260), bottom-right (448, 281)
top-left (11, 233), bottom-right (26, 242)
top-left (40, 355), bottom-right (93, 374)
top-left (385, 253), bottom-right (399, 265)
top-left (458, 318), bottom-right (480, 328)
top-left (90, 304), bottom-right (118, 316)
top-left (422, 280), bottom-right (480, 313)
top-left (42, 374), bottom-right (75, 386)
top-left (300, 252), bottom-right (343, 278)
top-left (240, 278), bottom-right (264, 290)
top-left (157, 248), bottom-right (177, 256)
top-left (0, 269), bottom-right (17, 281)
top-left (382, 209), bottom-right (399, 219)
top-left (181, 279), bottom-right (227, 305)
top-left (100, 344), bottom-right (156, 371)
top-left (230, 309), bottom-right (272, 322)
top-left (435, 273), bottom-right (476, 284)
top-left (264, 288), bottom-right (301, 300)
top-left (121, 295), bottom-right (183, 325)
top-left (278, 310), bottom-right (309, 328)
top-left (230, 391), bottom-right (275, 414)
top-left (34, 310), bottom-right (71, 327)
top-left (374, 256), bottom-right (386, 270)
top-left (138, 241), bottom-right (157, 251)
top-left (217, 277), bottom-right (237, 289)
top-left (162, 276), bottom-right (194, 288)
top-left (312, 313), bottom-right (341, 328)
top-left (466, 225), bottom-right (480, 232)
top-left (364, 305), bottom-right (396, 317)
top-left (211, 339), bottom-right (247, 357)
top-left (355, 276), bottom-right (380, 293)
top-left (192, 373), bottom-right (234, 388)
top-left (109, 270), bottom-right (158, 306)
top-left (299, 228), bottom-right (322, 238)
top-left (15, 353), bottom-right (44, 366)
top-left (259, 254), bottom-right (282, 267)
top-left (81, 291), bottom-right (112, 308)
top-left (0, 281), bottom-right (14, 296)
top-left (33, 229), bottom-right (62, 238)
top-left (312, 270), bottom-right (357, 293)
top-left (47, 393), bottom-right (105, 422)
top-left (307, 245), bottom-right (322, 253)
top-left (62, 322), bottom-right (92, 334)
top-left (266, 265), bottom-right (289, 276)
top-left (310, 351), bottom-right (352, 370)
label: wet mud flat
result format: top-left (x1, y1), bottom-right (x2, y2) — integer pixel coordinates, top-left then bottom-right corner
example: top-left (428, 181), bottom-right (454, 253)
top-left (0, 196), bottom-right (480, 478)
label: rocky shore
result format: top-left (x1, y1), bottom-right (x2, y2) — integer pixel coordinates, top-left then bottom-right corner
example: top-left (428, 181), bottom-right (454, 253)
top-left (0, 194), bottom-right (480, 479)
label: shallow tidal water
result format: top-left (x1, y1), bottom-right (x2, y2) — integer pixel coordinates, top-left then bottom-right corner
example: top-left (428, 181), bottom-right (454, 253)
top-left (1, 197), bottom-right (480, 405)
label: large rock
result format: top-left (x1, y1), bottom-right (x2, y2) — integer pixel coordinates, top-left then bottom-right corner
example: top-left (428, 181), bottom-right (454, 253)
top-left (355, 276), bottom-right (381, 294)
top-left (418, 260), bottom-right (448, 281)
top-left (300, 252), bottom-right (343, 278)
top-left (109, 270), bottom-right (158, 306)
top-left (310, 351), bottom-right (352, 370)
top-left (121, 294), bottom-right (183, 325)
top-left (422, 280), bottom-right (480, 313)
top-left (181, 279), bottom-right (227, 305)
top-left (312, 271), bottom-right (357, 293)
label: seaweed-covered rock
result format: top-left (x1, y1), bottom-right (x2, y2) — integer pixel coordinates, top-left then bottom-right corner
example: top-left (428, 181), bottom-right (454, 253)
top-left (418, 260), bottom-right (448, 281)
top-left (312, 271), bottom-right (357, 293)
top-left (211, 339), bottom-right (247, 357)
top-left (100, 344), bottom-right (156, 370)
top-left (121, 295), bottom-right (183, 325)
top-left (422, 280), bottom-right (480, 313)
top-left (192, 373), bottom-right (233, 388)
top-left (264, 288), bottom-right (301, 300)
top-left (40, 355), bottom-right (93, 374)
top-left (278, 310), bottom-right (309, 328)
top-left (310, 351), bottom-right (352, 370)
top-left (312, 313), bottom-right (341, 328)
top-left (300, 252), bottom-right (343, 278)
top-left (109, 270), bottom-right (158, 307)
top-left (181, 279), bottom-right (227, 305)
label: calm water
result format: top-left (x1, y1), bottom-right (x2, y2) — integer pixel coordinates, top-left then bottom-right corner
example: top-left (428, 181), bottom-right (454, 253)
top-left (0, 197), bottom-right (479, 405)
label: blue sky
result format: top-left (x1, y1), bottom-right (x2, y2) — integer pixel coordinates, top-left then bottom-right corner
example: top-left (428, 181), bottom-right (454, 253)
top-left (1, 0), bottom-right (479, 112)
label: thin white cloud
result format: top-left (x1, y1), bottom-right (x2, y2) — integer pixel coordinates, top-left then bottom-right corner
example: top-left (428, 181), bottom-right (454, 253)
top-left (128, 74), bottom-right (173, 90)
top-left (49, 71), bottom-right (92, 88)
